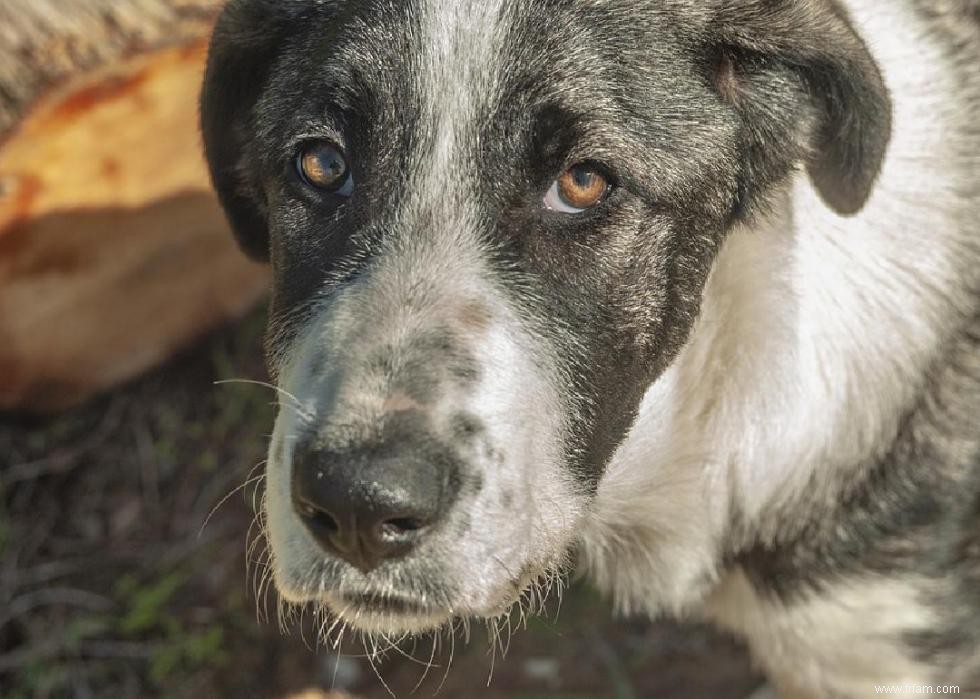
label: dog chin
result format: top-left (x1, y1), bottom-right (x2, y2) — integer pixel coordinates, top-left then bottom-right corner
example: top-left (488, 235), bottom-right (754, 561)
top-left (285, 589), bottom-right (466, 636)
top-left (324, 594), bottom-right (457, 636)
top-left (274, 569), bottom-right (529, 637)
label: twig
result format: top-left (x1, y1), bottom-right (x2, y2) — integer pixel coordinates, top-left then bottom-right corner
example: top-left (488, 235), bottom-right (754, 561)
top-left (0, 587), bottom-right (113, 628)
top-left (1, 399), bottom-right (126, 485)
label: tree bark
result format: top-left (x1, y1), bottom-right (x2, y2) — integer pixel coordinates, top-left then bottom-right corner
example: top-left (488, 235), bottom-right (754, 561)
top-left (0, 0), bottom-right (270, 412)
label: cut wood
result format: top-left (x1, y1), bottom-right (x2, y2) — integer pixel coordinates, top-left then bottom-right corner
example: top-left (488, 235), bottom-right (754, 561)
top-left (0, 0), bottom-right (270, 412)
top-left (0, 0), bottom-right (220, 136)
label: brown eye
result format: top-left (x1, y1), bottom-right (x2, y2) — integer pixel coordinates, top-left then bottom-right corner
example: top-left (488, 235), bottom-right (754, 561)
top-left (296, 141), bottom-right (353, 195)
top-left (544, 163), bottom-right (611, 213)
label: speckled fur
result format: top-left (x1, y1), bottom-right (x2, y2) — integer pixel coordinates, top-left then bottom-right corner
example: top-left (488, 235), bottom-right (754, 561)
top-left (202, 1), bottom-right (980, 695)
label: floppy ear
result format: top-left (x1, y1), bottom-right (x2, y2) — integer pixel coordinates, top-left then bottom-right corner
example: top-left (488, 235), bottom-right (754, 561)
top-left (200, 0), bottom-right (310, 261)
top-left (708, 0), bottom-right (892, 216)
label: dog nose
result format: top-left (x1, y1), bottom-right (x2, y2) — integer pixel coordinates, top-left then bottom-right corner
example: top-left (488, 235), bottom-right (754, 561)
top-left (290, 446), bottom-right (444, 572)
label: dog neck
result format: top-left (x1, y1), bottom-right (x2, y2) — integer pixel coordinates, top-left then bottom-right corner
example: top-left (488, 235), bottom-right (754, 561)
top-left (580, 0), bottom-right (978, 617)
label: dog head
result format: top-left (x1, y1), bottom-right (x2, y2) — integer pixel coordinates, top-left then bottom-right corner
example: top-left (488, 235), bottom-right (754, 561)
top-left (201, 0), bottom-right (889, 635)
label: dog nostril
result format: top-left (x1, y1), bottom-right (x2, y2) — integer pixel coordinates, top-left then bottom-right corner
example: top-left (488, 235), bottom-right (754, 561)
top-left (379, 517), bottom-right (427, 539)
top-left (297, 501), bottom-right (340, 534)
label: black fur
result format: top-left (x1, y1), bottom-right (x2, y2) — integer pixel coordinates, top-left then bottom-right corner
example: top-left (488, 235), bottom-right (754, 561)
top-left (201, 0), bottom-right (891, 482)
top-left (200, 0), bottom-right (980, 692)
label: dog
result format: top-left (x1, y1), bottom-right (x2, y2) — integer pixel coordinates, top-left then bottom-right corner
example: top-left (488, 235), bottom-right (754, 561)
top-left (200, 0), bottom-right (980, 695)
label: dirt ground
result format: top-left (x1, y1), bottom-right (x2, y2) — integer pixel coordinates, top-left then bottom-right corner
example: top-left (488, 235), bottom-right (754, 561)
top-left (0, 310), bottom-right (762, 699)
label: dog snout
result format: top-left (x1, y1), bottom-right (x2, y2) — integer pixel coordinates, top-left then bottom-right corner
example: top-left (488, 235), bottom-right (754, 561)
top-left (290, 442), bottom-right (447, 573)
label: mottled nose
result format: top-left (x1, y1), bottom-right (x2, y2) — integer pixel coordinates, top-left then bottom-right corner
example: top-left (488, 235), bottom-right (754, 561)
top-left (290, 443), bottom-right (447, 573)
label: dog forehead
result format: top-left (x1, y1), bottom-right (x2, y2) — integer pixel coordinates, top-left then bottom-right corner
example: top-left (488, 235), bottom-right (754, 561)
top-left (267, 0), bottom-right (709, 134)
top-left (414, 0), bottom-right (512, 164)
top-left (264, 0), bottom-right (522, 152)
top-left (310, 0), bottom-right (621, 98)
top-left (332, 0), bottom-right (514, 81)
top-left (257, 0), bottom-right (722, 203)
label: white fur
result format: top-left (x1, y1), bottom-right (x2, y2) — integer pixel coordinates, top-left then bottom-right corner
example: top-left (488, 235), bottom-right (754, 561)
top-left (258, 0), bottom-right (972, 689)
top-left (264, 0), bottom-right (590, 627)
top-left (266, 259), bottom-right (587, 631)
top-left (706, 571), bottom-right (941, 697)
top-left (420, 0), bottom-right (507, 184)
top-left (581, 0), bottom-right (974, 692)
top-left (582, 0), bottom-right (973, 612)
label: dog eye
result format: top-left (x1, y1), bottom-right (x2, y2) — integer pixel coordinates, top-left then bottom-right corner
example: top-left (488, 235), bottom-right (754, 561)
top-left (543, 163), bottom-right (611, 213)
top-left (296, 141), bottom-right (353, 196)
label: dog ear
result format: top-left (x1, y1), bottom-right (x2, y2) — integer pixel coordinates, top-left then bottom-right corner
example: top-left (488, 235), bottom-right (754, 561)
top-left (708, 0), bottom-right (891, 216)
top-left (200, 1), bottom-right (310, 261)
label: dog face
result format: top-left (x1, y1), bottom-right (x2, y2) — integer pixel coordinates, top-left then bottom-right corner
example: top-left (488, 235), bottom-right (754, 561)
top-left (202, 0), bottom-right (888, 635)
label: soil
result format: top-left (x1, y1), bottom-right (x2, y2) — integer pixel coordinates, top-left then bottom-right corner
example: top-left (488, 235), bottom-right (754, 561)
top-left (0, 310), bottom-right (761, 699)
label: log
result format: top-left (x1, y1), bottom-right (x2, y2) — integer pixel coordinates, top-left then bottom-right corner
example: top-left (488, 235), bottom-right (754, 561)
top-left (0, 0), bottom-right (270, 412)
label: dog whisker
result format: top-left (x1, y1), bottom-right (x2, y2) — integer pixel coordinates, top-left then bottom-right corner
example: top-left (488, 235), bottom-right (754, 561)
top-left (214, 378), bottom-right (315, 423)
top-left (363, 633), bottom-right (397, 699)
top-left (411, 633), bottom-right (440, 693)
top-left (198, 467), bottom-right (266, 538)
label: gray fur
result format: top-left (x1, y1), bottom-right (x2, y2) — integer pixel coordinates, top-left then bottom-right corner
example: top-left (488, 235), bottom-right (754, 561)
top-left (201, 1), bottom-right (980, 694)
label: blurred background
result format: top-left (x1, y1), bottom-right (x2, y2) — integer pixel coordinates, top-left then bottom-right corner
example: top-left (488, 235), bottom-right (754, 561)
top-left (0, 1), bottom-right (760, 697)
